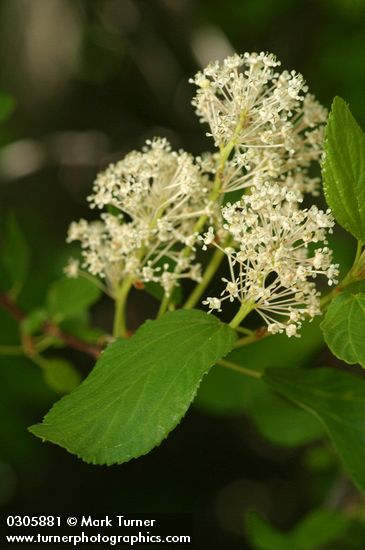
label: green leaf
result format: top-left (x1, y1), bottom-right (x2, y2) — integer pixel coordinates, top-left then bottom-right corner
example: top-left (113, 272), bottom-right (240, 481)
top-left (246, 509), bottom-right (347, 550)
top-left (249, 392), bottom-right (324, 447)
top-left (46, 277), bottom-right (101, 321)
top-left (322, 96), bottom-right (365, 241)
top-left (0, 92), bottom-right (16, 123)
top-left (29, 309), bottom-right (236, 465)
top-left (196, 318), bottom-right (324, 446)
top-left (195, 368), bottom-right (323, 447)
top-left (246, 512), bottom-right (293, 550)
top-left (293, 509), bottom-right (347, 548)
top-left (321, 282), bottom-right (365, 367)
top-left (264, 366), bottom-right (365, 493)
top-left (41, 358), bottom-right (81, 395)
top-left (2, 214), bottom-right (30, 295)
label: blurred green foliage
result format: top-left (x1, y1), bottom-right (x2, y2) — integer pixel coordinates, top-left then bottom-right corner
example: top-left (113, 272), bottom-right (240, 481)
top-left (245, 507), bottom-right (364, 550)
top-left (1, 1), bottom-right (365, 548)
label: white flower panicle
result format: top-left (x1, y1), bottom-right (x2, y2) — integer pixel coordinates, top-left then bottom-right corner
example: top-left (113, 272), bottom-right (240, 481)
top-left (190, 52), bottom-right (327, 195)
top-left (202, 184), bottom-right (339, 337)
top-left (65, 51), bottom-right (336, 338)
top-left (66, 138), bottom-right (213, 295)
top-left (89, 138), bottom-right (209, 213)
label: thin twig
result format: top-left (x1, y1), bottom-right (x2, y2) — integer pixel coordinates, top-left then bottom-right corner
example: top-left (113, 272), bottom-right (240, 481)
top-left (43, 322), bottom-right (102, 359)
top-left (0, 293), bottom-right (25, 321)
top-left (234, 326), bottom-right (268, 348)
top-left (0, 293), bottom-right (102, 359)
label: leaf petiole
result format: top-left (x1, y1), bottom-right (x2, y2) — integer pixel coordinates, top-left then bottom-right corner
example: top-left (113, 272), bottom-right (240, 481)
top-left (217, 358), bottom-right (262, 379)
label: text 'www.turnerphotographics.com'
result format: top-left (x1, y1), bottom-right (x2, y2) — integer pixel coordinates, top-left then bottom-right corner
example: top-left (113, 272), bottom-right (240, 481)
top-left (3, 514), bottom-right (193, 546)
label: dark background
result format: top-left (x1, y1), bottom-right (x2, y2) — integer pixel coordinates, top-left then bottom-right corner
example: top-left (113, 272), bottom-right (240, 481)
top-left (1, 1), bottom-right (365, 548)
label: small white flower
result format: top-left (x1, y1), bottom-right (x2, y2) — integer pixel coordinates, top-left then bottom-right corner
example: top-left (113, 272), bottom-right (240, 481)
top-left (267, 323), bottom-right (281, 335)
top-left (285, 324), bottom-right (298, 338)
top-left (64, 258), bottom-right (79, 278)
top-left (221, 278), bottom-right (239, 301)
top-left (200, 226), bottom-right (215, 250)
top-left (202, 297), bottom-right (222, 313)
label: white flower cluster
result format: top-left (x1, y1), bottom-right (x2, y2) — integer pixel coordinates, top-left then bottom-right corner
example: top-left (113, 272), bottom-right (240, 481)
top-left (190, 52), bottom-right (327, 195)
top-left (202, 184), bottom-right (338, 336)
top-left (66, 138), bottom-right (213, 296)
top-left (65, 51), bottom-right (336, 337)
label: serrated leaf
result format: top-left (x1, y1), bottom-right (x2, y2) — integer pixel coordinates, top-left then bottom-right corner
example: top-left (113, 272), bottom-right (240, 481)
top-left (246, 509), bottom-right (347, 550)
top-left (264, 366), bottom-right (365, 493)
top-left (321, 281), bottom-right (365, 367)
top-left (29, 309), bottom-right (236, 465)
top-left (46, 277), bottom-right (101, 321)
top-left (41, 358), bottom-right (81, 395)
top-left (322, 96), bottom-right (365, 241)
top-left (2, 214), bottom-right (30, 295)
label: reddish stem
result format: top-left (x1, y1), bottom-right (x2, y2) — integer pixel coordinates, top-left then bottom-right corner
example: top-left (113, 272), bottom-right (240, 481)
top-left (0, 293), bottom-right (102, 359)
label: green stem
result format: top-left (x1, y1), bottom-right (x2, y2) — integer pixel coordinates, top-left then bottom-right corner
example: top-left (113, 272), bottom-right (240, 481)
top-left (341, 240), bottom-right (363, 284)
top-left (157, 294), bottom-right (170, 319)
top-left (34, 335), bottom-right (57, 353)
top-left (113, 279), bottom-right (132, 338)
top-left (235, 326), bottom-right (254, 336)
top-left (354, 239), bottom-right (363, 263)
top-left (0, 344), bottom-right (24, 355)
top-left (320, 239), bottom-right (364, 309)
top-left (234, 334), bottom-right (260, 348)
top-left (217, 359), bottom-right (262, 379)
top-left (30, 353), bottom-right (48, 369)
top-left (184, 248), bottom-right (225, 309)
top-left (229, 301), bottom-right (255, 329)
